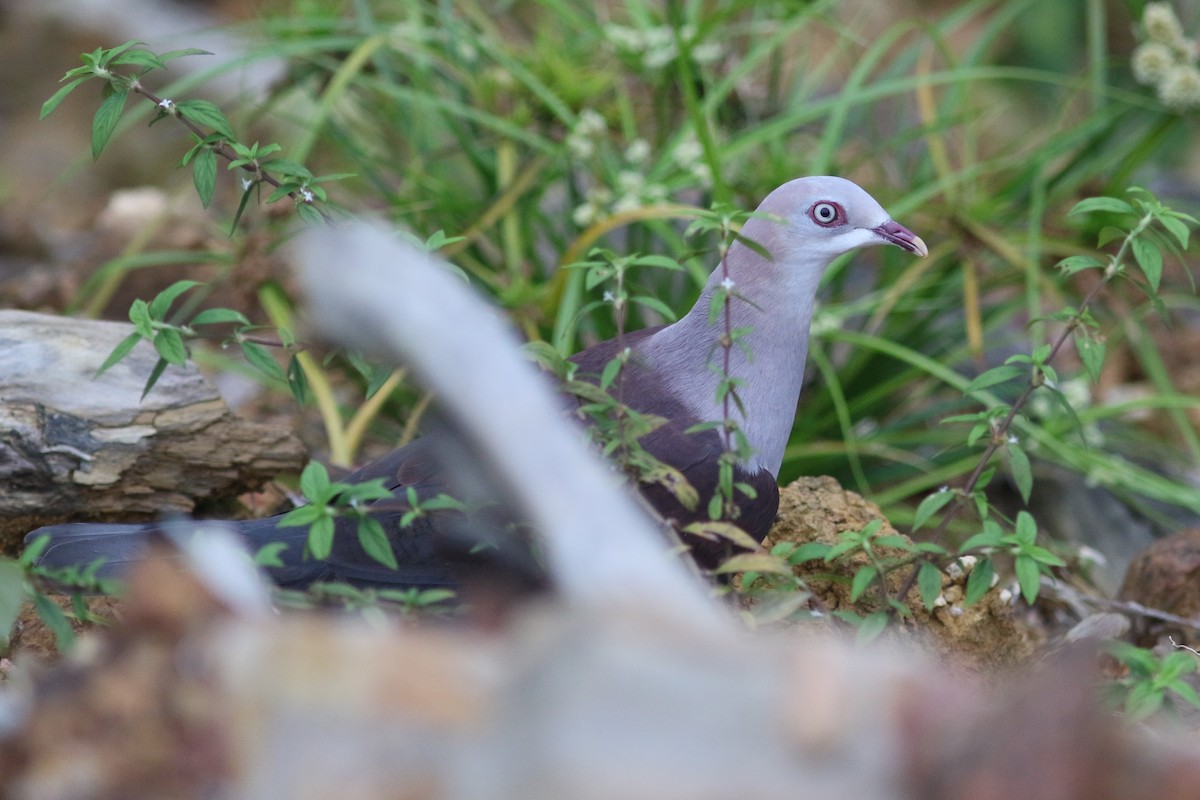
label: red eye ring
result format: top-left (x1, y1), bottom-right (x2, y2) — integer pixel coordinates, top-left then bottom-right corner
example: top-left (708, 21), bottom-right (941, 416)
top-left (808, 201), bottom-right (845, 227)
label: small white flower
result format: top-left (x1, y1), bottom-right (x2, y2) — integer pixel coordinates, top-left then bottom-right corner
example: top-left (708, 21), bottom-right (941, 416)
top-left (1007, 434), bottom-right (1019, 445)
top-left (157, 98), bottom-right (175, 111)
top-left (567, 134), bottom-right (595, 161)
top-left (673, 133), bottom-right (704, 165)
top-left (241, 178), bottom-right (254, 191)
top-left (604, 24), bottom-right (645, 52)
top-left (603, 290), bottom-right (615, 303)
top-left (577, 109), bottom-right (606, 135)
top-left (616, 170), bottom-right (644, 193)
top-left (1132, 42), bottom-right (1176, 86)
top-left (572, 203), bottom-right (597, 227)
top-left (1159, 63), bottom-right (1200, 110)
top-left (613, 194), bottom-right (642, 215)
top-left (624, 138), bottom-right (651, 164)
top-left (692, 41), bottom-right (725, 64)
top-left (1143, 2), bottom-right (1188, 48)
top-left (720, 276), bottom-right (736, 291)
top-left (300, 188), bottom-right (315, 203)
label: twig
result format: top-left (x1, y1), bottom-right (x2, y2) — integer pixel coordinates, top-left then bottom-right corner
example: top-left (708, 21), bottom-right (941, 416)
top-left (891, 213), bottom-right (1153, 611)
top-left (129, 78), bottom-right (331, 222)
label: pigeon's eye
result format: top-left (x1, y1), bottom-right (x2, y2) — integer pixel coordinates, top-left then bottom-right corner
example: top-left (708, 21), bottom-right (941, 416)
top-left (808, 201), bottom-right (844, 227)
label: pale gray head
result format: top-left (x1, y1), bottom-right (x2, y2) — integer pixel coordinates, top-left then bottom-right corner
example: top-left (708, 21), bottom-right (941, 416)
top-left (752, 175), bottom-right (927, 267)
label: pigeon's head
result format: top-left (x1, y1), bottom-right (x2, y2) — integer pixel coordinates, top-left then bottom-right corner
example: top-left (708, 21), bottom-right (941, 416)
top-left (758, 176), bottom-right (927, 263)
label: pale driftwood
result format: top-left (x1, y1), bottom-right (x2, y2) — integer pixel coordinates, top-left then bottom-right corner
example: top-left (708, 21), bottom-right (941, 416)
top-left (0, 310), bottom-right (304, 545)
top-left (4, 224), bottom-right (1200, 800)
top-left (4, 540), bottom-right (1199, 800)
top-left (294, 222), bottom-right (730, 632)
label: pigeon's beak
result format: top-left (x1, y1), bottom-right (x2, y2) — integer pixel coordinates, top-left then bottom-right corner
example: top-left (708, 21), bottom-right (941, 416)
top-left (873, 220), bottom-right (928, 258)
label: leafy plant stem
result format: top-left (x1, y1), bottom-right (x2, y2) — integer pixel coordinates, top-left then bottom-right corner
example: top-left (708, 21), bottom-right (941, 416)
top-left (128, 78), bottom-right (330, 220)
top-left (892, 211), bottom-right (1153, 608)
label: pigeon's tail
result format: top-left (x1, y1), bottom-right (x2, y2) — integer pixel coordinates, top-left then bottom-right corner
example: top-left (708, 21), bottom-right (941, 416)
top-left (24, 517), bottom-right (327, 590)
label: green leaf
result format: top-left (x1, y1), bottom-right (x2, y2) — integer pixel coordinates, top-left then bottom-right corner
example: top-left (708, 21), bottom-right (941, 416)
top-left (1168, 678), bottom-right (1200, 710)
top-left (963, 556), bottom-right (995, 605)
top-left (266, 159), bottom-right (314, 179)
top-left (253, 542), bottom-right (287, 568)
top-left (140, 357), bottom-right (170, 399)
top-left (241, 340), bottom-right (286, 382)
top-left (912, 489), bottom-right (955, 531)
top-left (855, 611), bottom-right (889, 644)
top-left (287, 355), bottom-right (308, 405)
top-left (0, 560), bottom-right (26, 646)
top-left (1124, 682), bottom-right (1164, 722)
top-left (159, 48), bottom-right (213, 62)
top-left (1007, 443), bottom-right (1033, 504)
top-left (683, 521), bottom-right (760, 549)
top-left (193, 147), bottom-right (218, 208)
top-left (965, 364), bottom-right (1024, 393)
top-left (153, 328), bottom-right (187, 365)
top-left (357, 518), bottom-right (399, 570)
top-left (299, 461), bottom-right (331, 500)
top-left (277, 504), bottom-right (324, 527)
top-left (230, 185), bottom-right (255, 235)
top-left (95, 331), bottom-right (143, 376)
top-left (296, 202), bottom-right (325, 226)
top-left (306, 516), bottom-right (335, 561)
top-left (1075, 331), bottom-right (1106, 383)
top-left (1159, 215), bottom-right (1191, 249)
top-left (416, 493), bottom-right (465, 512)
top-left (849, 565), bottom-right (878, 602)
top-left (1109, 642), bottom-right (1158, 676)
top-left (129, 299), bottom-right (153, 337)
top-left (1014, 510), bottom-right (1038, 546)
top-left (111, 49), bottom-right (165, 71)
top-left (713, 553), bottom-right (793, 576)
top-left (918, 561), bottom-right (943, 611)
top-left (1131, 237), bottom-right (1163, 293)
top-left (600, 356), bottom-right (622, 390)
top-left (32, 592), bottom-right (75, 651)
top-left (1056, 254), bottom-right (1104, 274)
top-left (786, 541), bottom-right (832, 564)
top-left (91, 88), bottom-right (129, 160)
top-left (174, 99), bottom-right (235, 140)
top-left (41, 76), bottom-right (91, 119)
top-left (149, 279), bottom-right (202, 319)
top-left (1025, 545), bottom-right (1065, 567)
top-left (20, 534), bottom-right (50, 566)
top-left (1014, 554), bottom-right (1041, 604)
top-left (631, 254), bottom-right (684, 270)
top-left (630, 295), bottom-right (679, 321)
top-left (1068, 197), bottom-right (1134, 217)
top-left (189, 307), bottom-right (250, 327)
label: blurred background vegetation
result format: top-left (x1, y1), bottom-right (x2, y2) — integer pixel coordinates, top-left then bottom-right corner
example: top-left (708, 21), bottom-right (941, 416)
top-left (1, 0), bottom-right (1198, 590)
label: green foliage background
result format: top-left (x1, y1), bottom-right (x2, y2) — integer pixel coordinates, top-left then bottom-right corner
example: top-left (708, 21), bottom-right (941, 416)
top-left (23, 0), bottom-right (1200, 558)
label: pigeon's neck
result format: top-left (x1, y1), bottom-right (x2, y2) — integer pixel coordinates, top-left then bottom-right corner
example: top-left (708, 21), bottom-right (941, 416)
top-left (638, 224), bottom-right (825, 475)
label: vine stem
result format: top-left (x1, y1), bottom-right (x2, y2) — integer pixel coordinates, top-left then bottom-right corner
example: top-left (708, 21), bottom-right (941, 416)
top-left (890, 213), bottom-right (1153, 609)
top-left (128, 78), bottom-right (331, 222)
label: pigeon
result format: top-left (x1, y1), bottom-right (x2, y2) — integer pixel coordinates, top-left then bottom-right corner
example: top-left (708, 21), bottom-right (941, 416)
top-left (25, 176), bottom-right (926, 591)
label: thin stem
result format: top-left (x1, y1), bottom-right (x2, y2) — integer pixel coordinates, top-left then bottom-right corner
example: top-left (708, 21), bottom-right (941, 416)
top-left (129, 79), bottom-right (331, 222)
top-left (892, 214), bottom-right (1152, 608)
